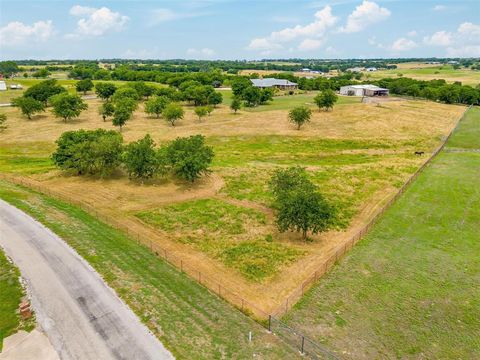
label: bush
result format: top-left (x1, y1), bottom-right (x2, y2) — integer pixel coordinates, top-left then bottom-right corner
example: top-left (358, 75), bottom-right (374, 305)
top-left (52, 129), bottom-right (123, 176)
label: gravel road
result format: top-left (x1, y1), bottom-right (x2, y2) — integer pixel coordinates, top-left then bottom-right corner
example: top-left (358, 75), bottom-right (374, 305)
top-left (0, 199), bottom-right (174, 360)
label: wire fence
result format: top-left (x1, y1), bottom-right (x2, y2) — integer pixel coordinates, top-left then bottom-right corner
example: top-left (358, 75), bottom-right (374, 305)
top-left (0, 105), bottom-right (472, 359)
top-left (271, 104), bottom-right (473, 318)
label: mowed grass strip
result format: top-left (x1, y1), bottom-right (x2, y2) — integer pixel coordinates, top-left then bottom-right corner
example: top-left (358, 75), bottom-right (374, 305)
top-left (0, 183), bottom-right (299, 359)
top-left (0, 249), bottom-right (35, 351)
top-left (136, 198), bottom-right (304, 281)
top-left (283, 107), bottom-right (480, 359)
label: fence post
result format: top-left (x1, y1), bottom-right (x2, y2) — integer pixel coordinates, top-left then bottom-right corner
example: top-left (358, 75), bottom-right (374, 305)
top-left (268, 315), bottom-right (272, 332)
top-left (301, 336), bottom-right (305, 355)
top-left (180, 260), bottom-right (183, 272)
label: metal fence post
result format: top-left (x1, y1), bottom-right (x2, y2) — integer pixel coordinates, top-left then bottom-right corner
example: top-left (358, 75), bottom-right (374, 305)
top-left (268, 315), bottom-right (272, 332)
top-left (301, 336), bottom-right (305, 355)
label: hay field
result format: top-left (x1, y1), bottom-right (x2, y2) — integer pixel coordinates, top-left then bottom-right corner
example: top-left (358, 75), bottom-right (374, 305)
top-left (0, 96), bottom-right (465, 315)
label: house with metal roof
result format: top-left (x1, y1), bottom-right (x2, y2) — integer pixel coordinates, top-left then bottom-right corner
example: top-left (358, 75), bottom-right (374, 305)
top-left (339, 84), bottom-right (389, 97)
top-left (250, 78), bottom-right (298, 90)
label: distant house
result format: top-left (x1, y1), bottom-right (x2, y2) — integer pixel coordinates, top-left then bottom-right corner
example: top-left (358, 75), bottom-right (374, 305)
top-left (301, 68), bottom-right (311, 72)
top-left (346, 67), bottom-right (363, 73)
top-left (339, 84), bottom-right (389, 97)
top-left (0, 81), bottom-right (6, 91)
top-left (250, 78), bottom-right (298, 90)
top-left (366, 67), bottom-right (377, 72)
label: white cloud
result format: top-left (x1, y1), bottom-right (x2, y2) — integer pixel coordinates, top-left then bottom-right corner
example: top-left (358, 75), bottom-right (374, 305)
top-left (186, 48), bottom-right (216, 58)
top-left (407, 30), bottom-right (417, 37)
top-left (149, 8), bottom-right (209, 26)
top-left (68, 5), bottom-right (128, 37)
top-left (247, 6), bottom-right (337, 53)
top-left (390, 38), bottom-right (418, 52)
top-left (339, 1), bottom-right (390, 33)
top-left (0, 20), bottom-right (54, 46)
top-left (423, 30), bottom-right (452, 46)
top-left (423, 22), bottom-right (480, 57)
top-left (433, 5), bottom-right (447, 11)
top-left (298, 38), bottom-right (324, 51)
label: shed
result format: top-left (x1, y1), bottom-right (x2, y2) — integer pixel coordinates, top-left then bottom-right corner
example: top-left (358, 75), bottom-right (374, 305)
top-left (339, 84), bottom-right (389, 97)
top-left (0, 81), bottom-right (6, 91)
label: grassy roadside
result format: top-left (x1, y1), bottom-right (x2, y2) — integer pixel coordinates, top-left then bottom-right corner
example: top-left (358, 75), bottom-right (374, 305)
top-left (283, 107), bottom-right (480, 359)
top-left (0, 181), bottom-right (299, 359)
top-left (0, 249), bottom-right (35, 351)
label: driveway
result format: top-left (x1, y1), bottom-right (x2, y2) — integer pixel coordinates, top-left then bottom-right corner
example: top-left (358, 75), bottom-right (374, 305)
top-left (0, 199), bottom-right (174, 360)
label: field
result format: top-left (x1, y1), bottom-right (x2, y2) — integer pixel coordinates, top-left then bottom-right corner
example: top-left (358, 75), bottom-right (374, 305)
top-left (364, 63), bottom-right (480, 86)
top-left (0, 248), bottom-right (35, 351)
top-left (0, 180), bottom-right (298, 359)
top-left (283, 106), bottom-right (480, 359)
top-left (0, 91), bottom-right (466, 315)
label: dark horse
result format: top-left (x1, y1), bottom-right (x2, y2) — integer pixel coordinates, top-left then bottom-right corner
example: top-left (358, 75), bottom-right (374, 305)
top-left (414, 151), bottom-right (425, 156)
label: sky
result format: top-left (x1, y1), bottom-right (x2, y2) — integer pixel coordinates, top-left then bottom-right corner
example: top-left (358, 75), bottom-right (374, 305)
top-left (0, 0), bottom-right (479, 60)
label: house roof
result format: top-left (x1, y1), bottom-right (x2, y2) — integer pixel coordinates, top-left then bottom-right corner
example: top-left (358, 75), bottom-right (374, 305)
top-left (251, 78), bottom-right (298, 87)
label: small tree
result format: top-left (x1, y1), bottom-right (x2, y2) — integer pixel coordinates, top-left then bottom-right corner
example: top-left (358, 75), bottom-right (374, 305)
top-left (99, 102), bottom-right (115, 122)
top-left (122, 134), bottom-right (163, 179)
top-left (95, 82), bottom-right (117, 101)
top-left (50, 93), bottom-right (87, 123)
top-left (145, 96), bottom-right (169, 118)
top-left (313, 89), bottom-right (338, 111)
top-left (194, 106), bottom-right (209, 121)
top-left (112, 103), bottom-right (134, 131)
top-left (230, 97), bottom-right (242, 113)
top-left (163, 134), bottom-right (214, 182)
top-left (0, 113), bottom-right (7, 131)
top-left (111, 87), bottom-right (140, 103)
top-left (206, 105), bottom-right (214, 116)
top-left (76, 79), bottom-right (94, 94)
top-left (288, 106), bottom-right (312, 130)
top-left (162, 103), bottom-right (184, 126)
top-left (270, 166), bottom-right (335, 240)
top-left (23, 79), bottom-right (66, 105)
top-left (208, 91), bottom-right (223, 107)
top-left (12, 96), bottom-right (45, 119)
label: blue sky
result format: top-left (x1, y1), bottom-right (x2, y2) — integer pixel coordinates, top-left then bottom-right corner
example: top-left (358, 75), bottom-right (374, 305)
top-left (0, 0), bottom-right (479, 60)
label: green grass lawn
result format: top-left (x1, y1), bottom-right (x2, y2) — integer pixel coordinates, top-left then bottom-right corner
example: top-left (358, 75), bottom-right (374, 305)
top-left (0, 182), bottom-right (299, 359)
top-left (0, 249), bottom-right (35, 351)
top-left (136, 199), bottom-right (303, 281)
top-left (283, 106), bottom-right (480, 359)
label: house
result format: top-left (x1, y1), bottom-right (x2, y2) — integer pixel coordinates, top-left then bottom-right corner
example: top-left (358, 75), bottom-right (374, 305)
top-left (250, 78), bottom-right (298, 90)
top-left (339, 84), bottom-right (389, 97)
top-left (0, 81), bottom-right (6, 91)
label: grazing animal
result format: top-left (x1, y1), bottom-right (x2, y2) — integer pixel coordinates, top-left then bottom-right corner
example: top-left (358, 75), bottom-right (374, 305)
top-left (414, 151), bottom-right (425, 156)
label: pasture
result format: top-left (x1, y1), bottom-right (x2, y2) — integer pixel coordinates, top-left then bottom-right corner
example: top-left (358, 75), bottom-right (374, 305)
top-left (365, 63), bottom-right (480, 86)
top-left (283, 107), bottom-right (480, 359)
top-left (0, 91), bottom-right (466, 315)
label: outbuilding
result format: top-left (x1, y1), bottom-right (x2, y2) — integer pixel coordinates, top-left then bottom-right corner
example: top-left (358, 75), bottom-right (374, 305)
top-left (0, 81), bottom-right (6, 91)
top-left (339, 84), bottom-right (389, 97)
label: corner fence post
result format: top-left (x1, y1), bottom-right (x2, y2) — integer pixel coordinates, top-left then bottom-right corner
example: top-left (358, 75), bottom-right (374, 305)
top-left (268, 315), bottom-right (272, 332)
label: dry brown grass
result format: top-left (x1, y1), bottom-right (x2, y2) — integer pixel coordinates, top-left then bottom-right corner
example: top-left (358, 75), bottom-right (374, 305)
top-left (0, 99), bottom-right (466, 315)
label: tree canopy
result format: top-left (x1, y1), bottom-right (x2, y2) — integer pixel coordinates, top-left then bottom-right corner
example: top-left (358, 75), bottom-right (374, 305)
top-left (145, 96), bottom-right (170, 118)
top-left (288, 106), bottom-right (312, 130)
top-left (23, 79), bottom-right (66, 105)
top-left (313, 89), bottom-right (338, 111)
top-left (95, 82), bottom-right (117, 101)
top-left (122, 134), bottom-right (163, 179)
top-left (12, 96), bottom-right (45, 119)
top-left (76, 79), bottom-right (94, 94)
top-left (50, 93), bottom-right (88, 122)
top-left (162, 103), bottom-right (184, 126)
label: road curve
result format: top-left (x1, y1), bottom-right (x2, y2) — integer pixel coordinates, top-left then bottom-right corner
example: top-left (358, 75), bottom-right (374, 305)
top-left (0, 199), bottom-right (174, 360)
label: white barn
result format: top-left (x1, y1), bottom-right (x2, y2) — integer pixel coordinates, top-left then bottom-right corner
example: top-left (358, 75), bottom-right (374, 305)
top-left (0, 81), bottom-right (6, 91)
top-left (339, 84), bottom-right (389, 97)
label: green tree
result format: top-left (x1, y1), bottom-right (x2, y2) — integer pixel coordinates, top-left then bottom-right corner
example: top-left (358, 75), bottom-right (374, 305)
top-left (98, 102), bottom-right (115, 122)
top-left (205, 105), bottom-right (214, 116)
top-left (194, 106), bottom-right (209, 121)
top-left (112, 103), bottom-right (134, 131)
top-left (12, 96), bottom-right (45, 119)
top-left (50, 93), bottom-right (88, 122)
top-left (288, 106), bottom-right (312, 130)
top-left (163, 135), bottom-right (214, 182)
top-left (242, 86), bottom-right (262, 107)
top-left (0, 61), bottom-right (19, 77)
top-left (95, 82), bottom-right (117, 101)
top-left (24, 79), bottom-right (66, 105)
top-left (231, 77), bottom-right (252, 97)
top-left (122, 134), bottom-right (163, 179)
top-left (129, 81), bottom-right (155, 99)
top-left (208, 91), bottom-right (223, 107)
top-left (162, 103), bottom-right (184, 126)
top-left (270, 167), bottom-right (335, 240)
top-left (313, 89), bottom-right (338, 111)
top-left (52, 129), bottom-right (123, 176)
top-left (76, 79), bottom-right (94, 94)
top-left (0, 113), bottom-right (7, 131)
top-left (230, 97), bottom-right (242, 113)
top-left (111, 87), bottom-right (140, 103)
top-left (32, 68), bottom-right (50, 78)
top-left (145, 96), bottom-right (169, 118)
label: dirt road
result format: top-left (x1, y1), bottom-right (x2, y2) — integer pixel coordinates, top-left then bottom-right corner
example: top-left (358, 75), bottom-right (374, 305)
top-left (0, 199), bottom-right (174, 360)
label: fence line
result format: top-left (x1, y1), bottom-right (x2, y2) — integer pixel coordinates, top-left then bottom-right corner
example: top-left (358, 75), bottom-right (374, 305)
top-left (0, 105), bottom-right (471, 359)
top-left (271, 104), bottom-right (472, 318)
